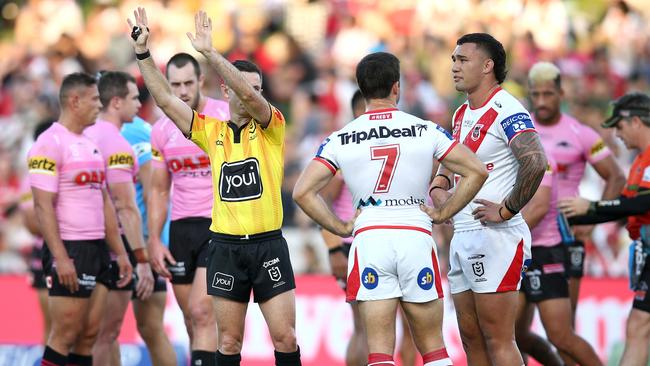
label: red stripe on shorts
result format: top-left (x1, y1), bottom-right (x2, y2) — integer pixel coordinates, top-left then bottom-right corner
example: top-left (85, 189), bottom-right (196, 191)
top-left (346, 248), bottom-right (361, 302)
top-left (354, 225), bottom-right (431, 237)
top-left (431, 248), bottom-right (444, 299)
top-left (496, 239), bottom-right (524, 292)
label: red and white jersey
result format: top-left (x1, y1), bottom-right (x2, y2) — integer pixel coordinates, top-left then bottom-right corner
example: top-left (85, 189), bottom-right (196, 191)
top-left (315, 108), bottom-right (457, 234)
top-left (451, 87), bottom-right (536, 232)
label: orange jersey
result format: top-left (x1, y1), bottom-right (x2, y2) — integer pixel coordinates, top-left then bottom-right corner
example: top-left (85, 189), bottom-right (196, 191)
top-left (622, 146), bottom-right (650, 240)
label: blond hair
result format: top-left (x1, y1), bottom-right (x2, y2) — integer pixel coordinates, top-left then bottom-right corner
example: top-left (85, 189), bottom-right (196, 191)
top-left (528, 62), bottom-right (561, 88)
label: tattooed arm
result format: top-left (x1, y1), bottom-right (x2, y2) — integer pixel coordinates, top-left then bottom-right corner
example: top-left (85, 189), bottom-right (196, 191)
top-left (503, 132), bottom-right (547, 214)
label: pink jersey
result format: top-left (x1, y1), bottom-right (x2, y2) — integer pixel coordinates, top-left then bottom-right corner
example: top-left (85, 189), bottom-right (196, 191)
top-left (27, 122), bottom-right (106, 240)
top-left (530, 156), bottom-right (561, 247)
top-left (84, 120), bottom-right (139, 186)
top-left (331, 178), bottom-right (354, 244)
top-left (535, 114), bottom-right (611, 199)
top-left (151, 97), bottom-right (229, 220)
top-left (451, 88), bottom-right (536, 232)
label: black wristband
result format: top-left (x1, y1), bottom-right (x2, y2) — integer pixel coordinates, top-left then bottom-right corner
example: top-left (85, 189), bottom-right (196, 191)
top-left (135, 50), bottom-right (151, 60)
top-left (429, 186), bottom-right (446, 195)
top-left (435, 174), bottom-right (452, 189)
top-left (504, 201), bottom-right (519, 215)
top-left (328, 246), bottom-right (343, 254)
top-left (498, 207), bottom-right (510, 221)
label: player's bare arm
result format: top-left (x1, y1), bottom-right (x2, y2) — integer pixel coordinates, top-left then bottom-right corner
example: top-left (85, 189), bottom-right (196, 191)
top-left (592, 156), bottom-right (626, 200)
top-left (505, 131), bottom-right (547, 213)
top-left (147, 167), bottom-right (176, 278)
top-left (429, 165), bottom-right (453, 207)
top-left (520, 185), bottom-right (551, 229)
top-left (421, 143), bottom-right (488, 223)
top-left (127, 7), bottom-right (193, 134)
top-left (293, 162), bottom-right (359, 237)
top-left (102, 188), bottom-right (133, 288)
top-left (32, 187), bottom-right (78, 292)
top-left (188, 11), bottom-right (271, 127)
top-left (110, 182), bottom-right (153, 298)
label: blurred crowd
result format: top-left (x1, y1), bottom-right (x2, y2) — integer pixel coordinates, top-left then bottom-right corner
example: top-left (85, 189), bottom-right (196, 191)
top-left (0, 0), bottom-right (649, 277)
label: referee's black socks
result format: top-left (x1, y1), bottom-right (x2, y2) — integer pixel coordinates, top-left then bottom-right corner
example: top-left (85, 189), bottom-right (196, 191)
top-left (41, 346), bottom-right (67, 366)
top-left (192, 350), bottom-right (216, 366)
top-left (275, 346), bottom-right (301, 366)
top-left (216, 350), bottom-right (241, 366)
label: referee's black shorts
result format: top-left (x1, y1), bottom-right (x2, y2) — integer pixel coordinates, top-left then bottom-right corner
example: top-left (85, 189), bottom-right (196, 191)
top-left (206, 230), bottom-right (296, 303)
top-left (42, 239), bottom-right (111, 298)
top-left (168, 217), bottom-right (212, 284)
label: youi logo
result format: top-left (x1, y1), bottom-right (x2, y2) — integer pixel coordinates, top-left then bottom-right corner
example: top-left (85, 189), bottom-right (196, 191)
top-left (418, 267), bottom-right (434, 290)
top-left (362, 267), bottom-right (379, 289)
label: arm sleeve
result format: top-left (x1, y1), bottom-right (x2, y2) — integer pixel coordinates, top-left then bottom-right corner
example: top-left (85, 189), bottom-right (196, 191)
top-left (189, 110), bottom-right (211, 153)
top-left (313, 132), bottom-right (339, 175)
top-left (105, 149), bottom-right (138, 184)
top-left (592, 190), bottom-right (650, 216)
top-left (498, 108), bottom-right (537, 145)
top-left (432, 123), bottom-right (458, 161)
top-left (260, 104), bottom-right (286, 145)
top-left (150, 122), bottom-right (168, 170)
top-left (580, 125), bottom-right (611, 164)
top-left (27, 137), bottom-right (61, 193)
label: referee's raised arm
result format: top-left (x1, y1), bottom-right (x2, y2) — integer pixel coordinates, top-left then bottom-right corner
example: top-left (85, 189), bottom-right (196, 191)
top-left (127, 7), bottom-right (193, 135)
top-left (187, 10), bottom-right (272, 128)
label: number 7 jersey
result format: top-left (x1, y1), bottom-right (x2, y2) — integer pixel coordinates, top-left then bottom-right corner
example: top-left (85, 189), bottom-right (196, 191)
top-left (314, 108), bottom-right (457, 233)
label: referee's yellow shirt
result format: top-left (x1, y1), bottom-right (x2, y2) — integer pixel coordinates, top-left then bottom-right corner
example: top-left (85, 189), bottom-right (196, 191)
top-left (189, 105), bottom-right (285, 235)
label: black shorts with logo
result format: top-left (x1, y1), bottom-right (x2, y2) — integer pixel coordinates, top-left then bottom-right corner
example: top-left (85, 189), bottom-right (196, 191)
top-left (564, 240), bottom-right (585, 278)
top-left (633, 261), bottom-right (650, 313)
top-left (207, 230), bottom-right (296, 303)
top-left (169, 217), bottom-right (212, 284)
top-left (522, 244), bottom-right (569, 302)
top-left (30, 245), bottom-right (46, 289)
top-left (42, 239), bottom-right (111, 298)
top-left (106, 236), bottom-right (166, 293)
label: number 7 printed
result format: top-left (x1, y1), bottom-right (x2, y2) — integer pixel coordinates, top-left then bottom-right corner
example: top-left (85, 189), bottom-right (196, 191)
top-left (370, 144), bottom-right (400, 193)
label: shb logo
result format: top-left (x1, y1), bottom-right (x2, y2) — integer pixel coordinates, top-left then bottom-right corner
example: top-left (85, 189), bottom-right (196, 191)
top-left (219, 158), bottom-right (263, 202)
top-left (418, 268), bottom-right (434, 290)
top-left (472, 261), bottom-right (485, 277)
top-left (212, 272), bottom-right (234, 291)
top-left (362, 267), bottom-right (378, 289)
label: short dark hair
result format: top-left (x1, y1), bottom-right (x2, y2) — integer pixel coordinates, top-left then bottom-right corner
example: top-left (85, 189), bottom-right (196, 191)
top-left (59, 72), bottom-right (97, 106)
top-left (166, 53), bottom-right (201, 79)
top-left (457, 33), bottom-right (507, 84)
top-left (97, 71), bottom-right (136, 110)
top-left (33, 120), bottom-right (54, 140)
top-left (355, 52), bottom-right (400, 100)
top-left (232, 60), bottom-right (262, 80)
top-left (351, 89), bottom-right (364, 110)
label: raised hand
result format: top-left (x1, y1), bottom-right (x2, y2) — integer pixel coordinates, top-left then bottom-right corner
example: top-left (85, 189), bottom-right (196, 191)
top-left (187, 10), bottom-right (213, 54)
top-left (126, 7), bottom-right (150, 52)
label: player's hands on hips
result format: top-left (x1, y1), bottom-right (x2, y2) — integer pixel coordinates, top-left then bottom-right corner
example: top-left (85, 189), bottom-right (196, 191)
top-left (56, 256), bottom-right (79, 293)
top-left (148, 237), bottom-right (176, 278)
top-left (472, 199), bottom-right (511, 225)
top-left (558, 197), bottom-right (591, 218)
top-left (187, 11), bottom-right (213, 54)
top-left (127, 7), bottom-right (150, 53)
top-left (339, 209), bottom-right (361, 237)
top-left (135, 262), bottom-right (154, 300)
top-left (329, 250), bottom-right (348, 282)
top-left (115, 253), bottom-right (133, 288)
top-left (420, 204), bottom-right (448, 224)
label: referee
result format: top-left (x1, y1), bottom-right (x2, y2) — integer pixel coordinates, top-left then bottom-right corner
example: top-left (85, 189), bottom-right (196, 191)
top-left (128, 8), bottom-right (301, 366)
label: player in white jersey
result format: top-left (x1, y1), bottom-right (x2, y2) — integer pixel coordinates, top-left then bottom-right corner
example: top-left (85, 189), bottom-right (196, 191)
top-left (430, 33), bottom-right (547, 366)
top-left (294, 52), bottom-right (488, 366)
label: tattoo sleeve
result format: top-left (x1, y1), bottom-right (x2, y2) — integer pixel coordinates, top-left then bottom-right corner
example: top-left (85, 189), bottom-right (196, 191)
top-left (504, 132), bottom-right (547, 213)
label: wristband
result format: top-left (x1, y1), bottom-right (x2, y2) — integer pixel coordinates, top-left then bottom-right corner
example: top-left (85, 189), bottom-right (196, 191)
top-left (504, 201), bottom-right (519, 216)
top-left (429, 186), bottom-right (446, 195)
top-left (498, 206), bottom-right (510, 221)
top-left (135, 50), bottom-right (151, 60)
top-left (328, 246), bottom-right (343, 254)
top-left (133, 248), bottom-right (149, 263)
top-left (434, 174), bottom-right (452, 190)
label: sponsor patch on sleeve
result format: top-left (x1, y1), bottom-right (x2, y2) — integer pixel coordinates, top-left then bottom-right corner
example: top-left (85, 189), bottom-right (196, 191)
top-left (28, 156), bottom-right (57, 175)
top-left (500, 112), bottom-right (535, 142)
top-left (435, 124), bottom-right (453, 140)
top-left (151, 148), bottom-right (163, 161)
top-left (131, 142), bottom-right (151, 158)
top-left (590, 139), bottom-right (606, 157)
top-left (107, 152), bottom-right (135, 170)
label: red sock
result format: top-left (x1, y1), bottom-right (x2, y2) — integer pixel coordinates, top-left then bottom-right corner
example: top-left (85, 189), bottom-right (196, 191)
top-left (423, 348), bottom-right (451, 365)
top-left (368, 353), bottom-right (395, 365)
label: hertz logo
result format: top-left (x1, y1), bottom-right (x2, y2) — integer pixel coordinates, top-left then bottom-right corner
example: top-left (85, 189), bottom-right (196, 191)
top-left (108, 153), bottom-right (134, 169)
top-left (152, 148), bottom-right (162, 160)
top-left (28, 156), bottom-right (56, 175)
top-left (590, 140), bottom-right (605, 156)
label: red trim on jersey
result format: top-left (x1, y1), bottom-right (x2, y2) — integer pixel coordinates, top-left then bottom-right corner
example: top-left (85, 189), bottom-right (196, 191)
top-left (364, 108), bottom-right (399, 115)
top-left (354, 225), bottom-right (432, 237)
top-left (507, 128), bottom-right (537, 145)
top-left (423, 348), bottom-right (450, 363)
top-left (468, 86), bottom-right (502, 110)
top-left (41, 360), bottom-right (58, 366)
top-left (452, 104), bottom-right (468, 141)
top-left (313, 157), bottom-right (337, 175)
top-left (496, 239), bottom-right (524, 292)
top-left (463, 108), bottom-right (499, 153)
top-left (431, 248), bottom-right (444, 299)
top-left (438, 140), bottom-right (459, 162)
top-left (346, 248), bottom-right (361, 302)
